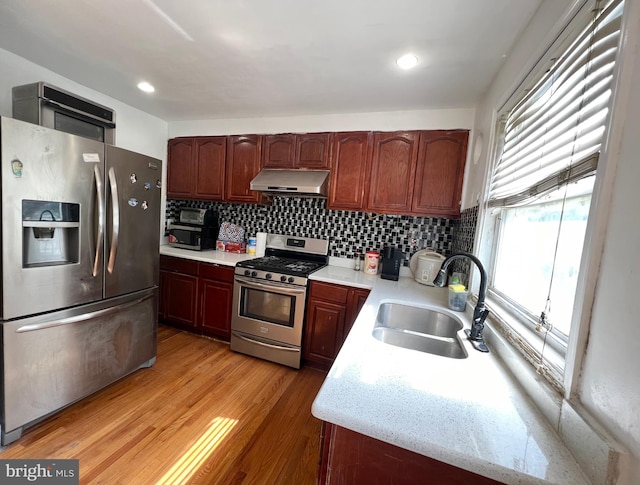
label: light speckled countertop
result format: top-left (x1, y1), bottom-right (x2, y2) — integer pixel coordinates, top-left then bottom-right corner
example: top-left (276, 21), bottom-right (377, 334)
top-left (160, 245), bottom-right (255, 266)
top-left (159, 248), bottom-right (588, 484)
top-left (309, 265), bottom-right (589, 485)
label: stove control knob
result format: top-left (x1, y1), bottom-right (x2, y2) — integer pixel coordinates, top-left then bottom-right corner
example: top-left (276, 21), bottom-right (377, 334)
top-left (288, 277), bottom-right (295, 283)
top-left (280, 275), bottom-right (287, 282)
top-left (265, 273), bottom-right (272, 280)
top-left (244, 270), bottom-right (251, 277)
top-left (251, 271), bottom-right (258, 278)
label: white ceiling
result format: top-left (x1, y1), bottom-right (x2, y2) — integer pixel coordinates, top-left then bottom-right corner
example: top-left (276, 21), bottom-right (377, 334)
top-left (0, 0), bottom-right (542, 122)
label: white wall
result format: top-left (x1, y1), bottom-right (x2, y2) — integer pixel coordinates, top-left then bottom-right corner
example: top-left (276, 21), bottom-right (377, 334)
top-left (0, 48), bottom-right (168, 160)
top-left (169, 109), bottom-right (474, 138)
top-left (578, 0), bottom-right (640, 482)
top-left (0, 47), bottom-right (169, 242)
top-left (467, 0), bottom-right (640, 481)
top-left (462, 0), bottom-right (576, 210)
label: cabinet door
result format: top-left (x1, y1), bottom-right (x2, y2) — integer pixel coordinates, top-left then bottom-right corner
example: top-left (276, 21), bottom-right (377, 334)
top-left (296, 133), bottom-right (330, 169)
top-left (162, 272), bottom-right (198, 328)
top-left (226, 135), bottom-right (263, 203)
top-left (320, 424), bottom-right (503, 485)
top-left (199, 278), bottom-right (233, 339)
top-left (158, 270), bottom-right (165, 319)
top-left (198, 263), bottom-right (234, 339)
top-left (194, 136), bottom-right (226, 200)
top-left (412, 131), bottom-right (468, 217)
top-left (262, 134), bottom-right (296, 168)
top-left (367, 132), bottom-right (420, 214)
top-left (167, 138), bottom-right (195, 198)
top-left (343, 288), bottom-right (370, 342)
top-left (328, 132), bottom-right (370, 211)
top-left (304, 299), bottom-right (346, 370)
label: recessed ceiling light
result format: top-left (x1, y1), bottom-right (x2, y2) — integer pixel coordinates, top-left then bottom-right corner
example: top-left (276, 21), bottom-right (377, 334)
top-left (396, 53), bottom-right (419, 70)
top-left (137, 81), bottom-right (155, 93)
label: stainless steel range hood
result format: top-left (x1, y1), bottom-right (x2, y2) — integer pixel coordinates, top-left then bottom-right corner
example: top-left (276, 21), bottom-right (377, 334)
top-left (250, 169), bottom-right (330, 197)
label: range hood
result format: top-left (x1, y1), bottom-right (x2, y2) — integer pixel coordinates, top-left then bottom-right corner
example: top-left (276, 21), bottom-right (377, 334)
top-left (250, 169), bottom-right (330, 197)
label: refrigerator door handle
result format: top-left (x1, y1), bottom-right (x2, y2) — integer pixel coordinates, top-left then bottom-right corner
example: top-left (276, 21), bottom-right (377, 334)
top-left (14, 294), bottom-right (154, 333)
top-left (107, 166), bottom-right (120, 274)
top-left (93, 165), bottom-right (105, 277)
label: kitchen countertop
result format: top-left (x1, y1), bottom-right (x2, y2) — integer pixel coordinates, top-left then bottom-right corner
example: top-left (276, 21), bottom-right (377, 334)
top-left (160, 245), bottom-right (256, 266)
top-left (309, 265), bottom-right (589, 485)
top-left (158, 249), bottom-right (588, 484)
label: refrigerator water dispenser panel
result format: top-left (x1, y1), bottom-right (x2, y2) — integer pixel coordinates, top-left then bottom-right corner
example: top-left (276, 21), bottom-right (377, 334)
top-left (22, 200), bottom-right (80, 267)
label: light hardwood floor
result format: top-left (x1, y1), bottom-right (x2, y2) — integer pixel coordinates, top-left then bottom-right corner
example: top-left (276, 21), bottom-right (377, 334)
top-left (0, 325), bottom-right (327, 484)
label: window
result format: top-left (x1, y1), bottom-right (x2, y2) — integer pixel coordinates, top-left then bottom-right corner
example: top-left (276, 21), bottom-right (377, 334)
top-left (482, 0), bottom-right (623, 383)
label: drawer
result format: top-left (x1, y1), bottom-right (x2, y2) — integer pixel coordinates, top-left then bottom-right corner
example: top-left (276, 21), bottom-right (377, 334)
top-left (199, 262), bottom-right (234, 282)
top-left (310, 280), bottom-right (349, 304)
top-left (160, 255), bottom-right (199, 276)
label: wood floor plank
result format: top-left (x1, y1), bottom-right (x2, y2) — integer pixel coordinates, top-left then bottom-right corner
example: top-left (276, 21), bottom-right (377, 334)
top-left (0, 326), bottom-right (327, 485)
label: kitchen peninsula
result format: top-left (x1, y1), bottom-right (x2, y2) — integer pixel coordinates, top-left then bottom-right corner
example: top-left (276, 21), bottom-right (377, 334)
top-left (308, 265), bottom-right (589, 485)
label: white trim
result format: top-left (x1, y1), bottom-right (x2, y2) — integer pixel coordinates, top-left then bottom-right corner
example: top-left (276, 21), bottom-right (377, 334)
top-left (563, 0), bottom-right (637, 398)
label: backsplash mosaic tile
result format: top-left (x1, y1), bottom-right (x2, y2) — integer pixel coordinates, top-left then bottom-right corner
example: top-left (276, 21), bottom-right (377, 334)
top-left (450, 205), bottom-right (479, 285)
top-left (165, 198), bottom-right (473, 266)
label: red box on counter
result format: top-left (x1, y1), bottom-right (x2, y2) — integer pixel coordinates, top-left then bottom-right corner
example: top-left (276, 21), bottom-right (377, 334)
top-left (216, 240), bottom-right (247, 253)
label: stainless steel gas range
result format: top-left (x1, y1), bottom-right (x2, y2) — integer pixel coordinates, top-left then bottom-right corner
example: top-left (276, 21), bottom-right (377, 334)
top-left (230, 234), bottom-right (329, 368)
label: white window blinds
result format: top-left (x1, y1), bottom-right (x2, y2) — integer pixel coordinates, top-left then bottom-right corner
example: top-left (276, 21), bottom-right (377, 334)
top-left (488, 0), bottom-right (623, 208)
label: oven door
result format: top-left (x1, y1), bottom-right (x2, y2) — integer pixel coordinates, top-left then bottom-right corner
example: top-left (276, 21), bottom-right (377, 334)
top-left (231, 275), bottom-right (307, 347)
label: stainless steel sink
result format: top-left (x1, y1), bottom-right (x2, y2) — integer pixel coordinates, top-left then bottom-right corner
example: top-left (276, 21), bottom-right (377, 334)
top-left (372, 303), bottom-right (468, 359)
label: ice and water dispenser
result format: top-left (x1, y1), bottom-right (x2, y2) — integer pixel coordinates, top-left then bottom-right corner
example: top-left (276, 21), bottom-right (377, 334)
top-left (22, 200), bottom-right (80, 267)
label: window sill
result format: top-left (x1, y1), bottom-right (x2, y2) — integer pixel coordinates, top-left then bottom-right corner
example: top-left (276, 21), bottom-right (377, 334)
top-left (483, 295), bottom-right (566, 392)
top-left (468, 294), bottom-right (564, 428)
top-left (475, 296), bottom-right (629, 485)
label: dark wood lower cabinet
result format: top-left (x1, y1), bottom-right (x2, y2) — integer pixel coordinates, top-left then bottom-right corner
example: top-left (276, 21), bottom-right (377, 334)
top-left (159, 256), bottom-right (199, 330)
top-left (303, 281), bottom-right (370, 370)
top-left (160, 255), bottom-right (234, 341)
top-left (319, 423), bottom-right (504, 485)
top-left (199, 263), bottom-right (234, 340)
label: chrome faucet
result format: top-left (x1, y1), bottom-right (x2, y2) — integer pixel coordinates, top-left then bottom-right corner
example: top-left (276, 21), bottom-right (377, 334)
top-left (433, 252), bottom-right (490, 353)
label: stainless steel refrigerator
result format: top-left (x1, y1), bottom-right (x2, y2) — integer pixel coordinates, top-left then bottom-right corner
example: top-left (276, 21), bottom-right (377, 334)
top-left (0, 116), bottom-right (162, 445)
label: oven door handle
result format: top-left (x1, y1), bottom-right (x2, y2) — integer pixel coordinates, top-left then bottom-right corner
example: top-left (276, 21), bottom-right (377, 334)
top-left (234, 276), bottom-right (307, 296)
top-left (232, 332), bottom-right (300, 352)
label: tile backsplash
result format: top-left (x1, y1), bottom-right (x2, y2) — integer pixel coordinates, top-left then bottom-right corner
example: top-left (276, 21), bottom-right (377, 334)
top-left (166, 198), bottom-right (479, 266)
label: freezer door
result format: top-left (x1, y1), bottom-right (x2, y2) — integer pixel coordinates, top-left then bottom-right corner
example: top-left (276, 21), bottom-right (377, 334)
top-left (0, 117), bottom-right (105, 320)
top-left (1, 288), bottom-right (157, 445)
top-left (104, 145), bottom-right (161, 298)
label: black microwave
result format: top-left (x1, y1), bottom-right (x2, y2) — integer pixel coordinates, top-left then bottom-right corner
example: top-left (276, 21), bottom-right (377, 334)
top-left (12, 82), bottom-right (116, 144)
top-left (168, 225), bottom-right (217, 250)
top-left (167, 208), bottom-right (219, 250)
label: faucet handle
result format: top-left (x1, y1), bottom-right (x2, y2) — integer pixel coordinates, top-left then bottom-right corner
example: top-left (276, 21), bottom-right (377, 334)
top-left (466, 309), bottom-right (490, 353)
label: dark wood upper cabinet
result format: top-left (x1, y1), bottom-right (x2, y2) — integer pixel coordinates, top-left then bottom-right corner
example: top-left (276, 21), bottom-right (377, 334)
top-left (226, 134), bottom-right (263, 203)
top-left (328, 132), bottom-right (371, 211)
top-left (296, 133), bottom-right (331, 169)
top-left (412, 131), bottom-right (468, 217)
top-left (262, 133), bottom-right (331, 169)
top-left (194, 137), bottom-right (226, 200)
top-left (166, 136), bottom-right (226, 201)
top-left (166, 129), bottom-right (467, 216)
top-left (166, 138), bottom-right (194, 198)
top-left (262, 134), bottom-right (296, 168)
top-left (366, 131), bottom-right (421, 214)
